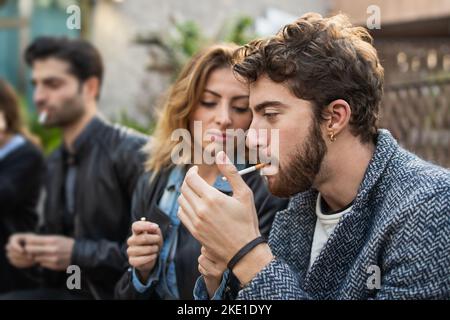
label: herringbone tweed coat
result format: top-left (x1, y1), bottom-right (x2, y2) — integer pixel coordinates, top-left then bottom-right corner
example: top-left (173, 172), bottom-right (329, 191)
top-left (237, 129), bottom-right (450, 300)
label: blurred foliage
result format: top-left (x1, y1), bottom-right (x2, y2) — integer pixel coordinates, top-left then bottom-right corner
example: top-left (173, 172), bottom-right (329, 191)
top-left (136, 15), bottom-right (256, 77)
top-left (29, 117), bottom-right (61, 155)
top-left (19, 98), bottom-right (154, 155)
top-left (116, 110), bottom-right (155, 135)
top-left (223, 16), bottom-right (255, 45)
top-left (171, 20), bottom-right (205, 60)
top-left (18, 96), bottom-right (61, 155)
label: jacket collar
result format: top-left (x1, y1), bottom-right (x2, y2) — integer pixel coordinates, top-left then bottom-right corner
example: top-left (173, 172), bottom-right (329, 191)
top-left (57, 115), bottom-right (108, 164)
top-left (71, 115), bottom-right (107, 155)
top-left (353, 129), bottom-right (398, 207)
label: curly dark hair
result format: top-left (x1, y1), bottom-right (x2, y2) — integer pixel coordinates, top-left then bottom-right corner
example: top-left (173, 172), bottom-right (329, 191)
top-left (233, 13), bottom-right (384, 143)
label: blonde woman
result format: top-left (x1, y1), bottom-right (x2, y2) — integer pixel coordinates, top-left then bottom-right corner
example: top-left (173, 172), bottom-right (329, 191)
top-left (115, 44), bottom-right (288, 299)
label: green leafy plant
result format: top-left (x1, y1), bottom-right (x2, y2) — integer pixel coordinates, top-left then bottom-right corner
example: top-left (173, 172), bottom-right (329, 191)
top-left (19, 97), bottom-right (61, 155)
top-left (137, 15), bottom-right (256, 77)
top-left (116, 110), bottom-right (155, 135)
top-left (223, 16), bottom-right (256, 45)
top-left (20, 102), bottom-right (155, 155)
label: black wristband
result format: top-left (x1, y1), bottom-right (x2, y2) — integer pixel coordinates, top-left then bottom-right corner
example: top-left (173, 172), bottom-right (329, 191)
top-left (227, 236), bottom-right (267, 271)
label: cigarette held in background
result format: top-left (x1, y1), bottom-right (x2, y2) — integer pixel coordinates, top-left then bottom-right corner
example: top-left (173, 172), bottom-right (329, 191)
top-left (222, 163), bottom-right (268, 181)
top-left (38, 110), bottom-right (48, 125)
top-left (140, 217), bottom-right (148, 234)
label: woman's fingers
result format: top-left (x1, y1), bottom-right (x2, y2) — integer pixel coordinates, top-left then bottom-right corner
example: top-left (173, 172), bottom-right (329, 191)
top-left (132, 221), bottom-right (159, 235)
top-left (127, 244), bottom-right (159, 257)
top-left (198, 263), bottom-right (207, 276)
top-left (127, 233), bottom-right (161, 246)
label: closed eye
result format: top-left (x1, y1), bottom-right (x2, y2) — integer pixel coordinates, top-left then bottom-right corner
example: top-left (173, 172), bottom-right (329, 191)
top-left (263, 111), bottom-right (279, 121)
top-left (232, 106), bottom-right (250, 114)
top-left (200, 101), bottom-right (217, 108)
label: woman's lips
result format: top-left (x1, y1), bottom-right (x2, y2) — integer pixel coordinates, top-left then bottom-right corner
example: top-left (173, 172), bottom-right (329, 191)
top-left (207, 132), bottom-right (232, 142)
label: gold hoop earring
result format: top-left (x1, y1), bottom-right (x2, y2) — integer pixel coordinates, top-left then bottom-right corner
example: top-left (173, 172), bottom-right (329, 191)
top-left (329, 131), bottom-right (336, 142)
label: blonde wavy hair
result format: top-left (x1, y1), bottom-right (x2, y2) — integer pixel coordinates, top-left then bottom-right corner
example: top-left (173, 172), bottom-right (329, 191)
top-left (144, 43), bottom-right (240, 176)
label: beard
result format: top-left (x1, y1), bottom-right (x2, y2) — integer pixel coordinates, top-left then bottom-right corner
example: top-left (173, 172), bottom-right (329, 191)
top-left (268, 118), bottom-right (327, 198)
top-left (41, 95), bottom-right (85, 128)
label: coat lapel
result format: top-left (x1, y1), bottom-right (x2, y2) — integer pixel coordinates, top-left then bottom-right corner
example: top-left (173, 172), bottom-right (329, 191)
top-left (270, 189), bottom-right (317, 287)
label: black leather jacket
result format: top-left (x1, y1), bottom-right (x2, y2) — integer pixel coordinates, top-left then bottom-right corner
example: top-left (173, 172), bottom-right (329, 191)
top-left (114, 166), bottom-right (289, 300)
top-left (41, 116), bottom-right (148, 299)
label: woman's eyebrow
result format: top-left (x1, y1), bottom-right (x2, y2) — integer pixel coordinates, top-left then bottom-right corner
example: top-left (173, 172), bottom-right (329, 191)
top-left (231, 95), bottom-right (250, 101)
top-left (204, 89), bottom-right (221, 97)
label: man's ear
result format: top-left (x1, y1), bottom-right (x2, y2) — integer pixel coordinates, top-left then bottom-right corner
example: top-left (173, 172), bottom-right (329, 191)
top-left (82, 77), bottom-right (100, 101)
top-left (322, 99), bottom-right (351, 137)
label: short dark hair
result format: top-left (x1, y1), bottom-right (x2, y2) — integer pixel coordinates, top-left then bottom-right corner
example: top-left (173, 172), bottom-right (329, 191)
top-left (25, 36), bottom-right (104, 98)
top-left (234, 13), bottom-right (384, 143)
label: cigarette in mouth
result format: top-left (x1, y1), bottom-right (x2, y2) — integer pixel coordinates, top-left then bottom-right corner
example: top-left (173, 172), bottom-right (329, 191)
top-left (38, 111), bottom-right (48, 125)
top-left (222, 163), bottom-right (268, 181)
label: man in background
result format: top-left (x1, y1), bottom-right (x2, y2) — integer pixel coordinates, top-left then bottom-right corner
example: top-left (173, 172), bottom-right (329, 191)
top-left (4, 37), bottom-right (147, 299)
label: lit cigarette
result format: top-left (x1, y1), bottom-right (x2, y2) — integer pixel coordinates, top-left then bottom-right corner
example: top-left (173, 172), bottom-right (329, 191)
top-left (38, 111), bottom-right (48, 125)
top-left (222, 163), bottom-right (268, 181)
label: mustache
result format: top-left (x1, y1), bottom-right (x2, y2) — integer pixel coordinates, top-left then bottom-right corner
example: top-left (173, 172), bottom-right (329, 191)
top-left (36, 102), bottom-right (50, 109)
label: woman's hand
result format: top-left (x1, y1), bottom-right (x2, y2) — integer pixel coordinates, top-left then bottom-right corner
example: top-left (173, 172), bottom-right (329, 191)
top-left (127, 220), bottom-right (163, 283)
top-left (198, 246), bottom-right (227, 298)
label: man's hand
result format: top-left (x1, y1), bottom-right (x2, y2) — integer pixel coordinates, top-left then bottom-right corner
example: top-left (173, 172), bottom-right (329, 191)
top-left (24, 235), bottom-right (75, 271)
top-left (178, 151), bottom-right (261, 266)
top-left (6, 233), bottom-right (36, 269)
top-left (127, 220), bottom-right (163, 283)
top-left (198, 246), bottom-right (227, 298)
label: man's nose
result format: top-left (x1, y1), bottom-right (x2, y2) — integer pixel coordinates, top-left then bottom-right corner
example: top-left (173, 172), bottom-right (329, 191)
top-left (33, 86), bottom-right (47, 107)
